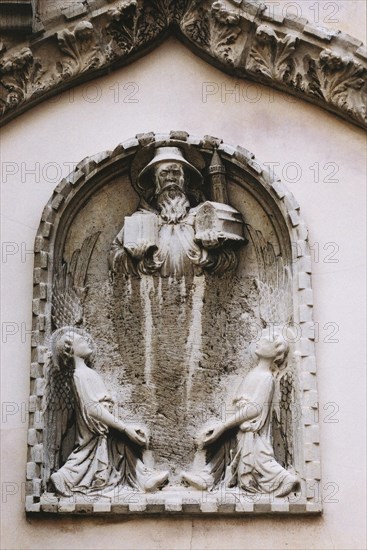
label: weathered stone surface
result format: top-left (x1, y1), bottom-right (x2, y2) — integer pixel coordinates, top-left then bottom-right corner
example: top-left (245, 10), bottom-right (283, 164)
top-left (27, 133), bottom-right (320, 515)
top-left (0, 1), bottom-right (365, 128)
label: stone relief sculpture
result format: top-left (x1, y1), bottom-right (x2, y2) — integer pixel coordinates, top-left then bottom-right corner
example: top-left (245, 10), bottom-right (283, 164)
top-left (44, 327), bottom-right (168, 496)
top-left (182, 328), bottom-right (299, 497)
top-left (109, 146), bottom-right (245, 278)
top-left (1, 0), bottom-right (366, 128)
top-left (26, 132), bottom-right (321, 515)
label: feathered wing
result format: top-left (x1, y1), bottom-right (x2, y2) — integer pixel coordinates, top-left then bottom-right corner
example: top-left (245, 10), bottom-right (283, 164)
top-left (51, 232), bottom-right (101, 329)
top-left (246, 224), bottom-right (293, 326)
top-left (246, 224), bottom-right (295, 469)
top-left (43, 349), bottom-right (75, 484)
top-left (271, 361), bottom-right (296, 469)
top-left (43, 232), bottom-right (100, 486)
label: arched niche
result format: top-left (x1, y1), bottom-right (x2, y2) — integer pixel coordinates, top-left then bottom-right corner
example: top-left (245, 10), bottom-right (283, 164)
top-left (1, 0), bottom-right (366, 128)
top-left (26, 131), bottom-right (320, 515)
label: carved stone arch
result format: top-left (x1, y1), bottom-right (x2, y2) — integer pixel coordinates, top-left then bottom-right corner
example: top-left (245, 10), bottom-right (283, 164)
top-left (27, 131), bottom-right (321, 515)
top-left (0, 0), bottom-right (366, 128)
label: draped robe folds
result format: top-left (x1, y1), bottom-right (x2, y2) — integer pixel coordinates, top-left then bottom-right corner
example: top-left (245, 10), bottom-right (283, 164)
top-left (225, 369), bottom-right (294, 494)
top-left (156, 212), bottom-right (208, 277)
top-left (109, 206), bottom-right (236, 278)
top-left (51, 365), bottom-right (152, 496)
top-left (201, 369), bottom-right (295, 495)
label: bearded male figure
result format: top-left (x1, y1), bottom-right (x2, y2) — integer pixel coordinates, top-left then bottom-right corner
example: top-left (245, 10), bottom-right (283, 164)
top-left (109, 146), bottom-right (245, 278)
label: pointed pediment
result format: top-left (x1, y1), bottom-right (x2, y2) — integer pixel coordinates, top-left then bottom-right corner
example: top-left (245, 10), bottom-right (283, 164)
top-left (0, 0), bottom-right (366, 128)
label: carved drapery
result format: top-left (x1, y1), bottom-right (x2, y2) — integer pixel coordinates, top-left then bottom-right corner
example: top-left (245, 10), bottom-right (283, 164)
top-left (26, 131), bottom-right (321, 515)
top-left (0, 0), bottom-right (366, 128)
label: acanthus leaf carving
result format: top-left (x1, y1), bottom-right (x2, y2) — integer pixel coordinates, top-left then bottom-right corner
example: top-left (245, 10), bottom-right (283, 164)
top-left (181, 0), bottom-right (210, 48)
top-left (301, 49), bottom-right (367, 124)
top-left (210, 1), bottom-right (242, 64)
top-left (56, 21), bottom-right (105, 80)
top-left (181, 0), bottom-right (242, 64)
top-left (106, 0), bottom-right (177, 59)
top-left (0, 46), bottom-right (45, 115)
top-left (0, 1), bottom-right (366, 128)
top-left (106, 0), bottom-right (140, 56)
top-left (247, 25), bottom-right (299, 81)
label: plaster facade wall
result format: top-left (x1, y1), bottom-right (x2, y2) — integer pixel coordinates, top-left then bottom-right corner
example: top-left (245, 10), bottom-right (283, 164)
top-left (1, 2), bottom-right (366, 549)
top-left (266, 0), bottom-right (366, 42)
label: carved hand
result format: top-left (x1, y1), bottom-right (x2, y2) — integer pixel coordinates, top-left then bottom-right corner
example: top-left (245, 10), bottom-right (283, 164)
top-left (124, 424), bottom-right (149, 447)
top-left (195, 230), bottom-right (226, 249)
top-left (233, 396), bottom-right (250, 409)
top-left (197, 423), bottom-right (225, 447)
top-left (109, 247), bottom-right (125, 275)
top-left (124, 239), bottom-right (157, 260)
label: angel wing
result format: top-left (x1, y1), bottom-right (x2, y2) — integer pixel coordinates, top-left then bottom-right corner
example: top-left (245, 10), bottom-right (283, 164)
top-left (51, 231), bottom-right (100, 329)
top-left (271, 362), bottom-right (295, 469)
top-left (43, 349), bottom-right (75, 485)
top-left (43, 232), bottom-right (100, 486)
top-left (247, 224), bottom-right (296, 470)
top-left (246, 224), bottom-right (292, 326)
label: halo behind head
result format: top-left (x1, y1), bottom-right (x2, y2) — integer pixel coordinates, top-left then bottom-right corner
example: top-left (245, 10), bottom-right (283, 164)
top-left (50, 326), bottom-right (95, 368)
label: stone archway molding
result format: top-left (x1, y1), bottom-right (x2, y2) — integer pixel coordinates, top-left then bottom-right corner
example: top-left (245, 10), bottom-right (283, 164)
top-left (0, 0), bottom-right (366, 128)
top-left (27, 130), bottom-right (321, 514)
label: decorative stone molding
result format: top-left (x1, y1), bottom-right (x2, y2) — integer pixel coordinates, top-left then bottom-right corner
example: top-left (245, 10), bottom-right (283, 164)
top-left (26, 131), bottom-right (322, 515)
top-left (0, 0), bottom-right (366, 128)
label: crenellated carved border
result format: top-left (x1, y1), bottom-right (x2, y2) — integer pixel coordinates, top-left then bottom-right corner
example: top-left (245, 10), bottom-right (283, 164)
top-left (26, 131), bottom-right (321, 515)
top-left (0, 0), bottom-right (366, 128)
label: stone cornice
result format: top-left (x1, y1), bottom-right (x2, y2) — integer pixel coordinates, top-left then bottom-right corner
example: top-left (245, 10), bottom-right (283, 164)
top-left (0, 0), bottom-right (366, 128)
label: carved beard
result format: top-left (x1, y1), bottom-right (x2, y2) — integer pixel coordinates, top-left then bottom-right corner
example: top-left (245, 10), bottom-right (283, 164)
top-left (156, 185), bottom-right (190, 223)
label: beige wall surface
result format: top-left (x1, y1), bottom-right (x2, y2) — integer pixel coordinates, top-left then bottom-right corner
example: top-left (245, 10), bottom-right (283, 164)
top-left (268, 0), bottom-right (366, 42)
top-left (1, 2), bottom-right (366, 549)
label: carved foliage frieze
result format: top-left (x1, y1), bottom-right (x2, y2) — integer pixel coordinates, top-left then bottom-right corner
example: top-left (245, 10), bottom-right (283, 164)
top-left (56, 21), bottom-right (104, 79)
top-left (247, 25), bottom-right (299, 81)
top-left (302, 49), bottom-right (366, 121)
top-left (244, 25), bottom-right (366, 126)
top-left (0, 0), bottom-right (366, 127)
top-left (181, 0), bottom-right (243, 65)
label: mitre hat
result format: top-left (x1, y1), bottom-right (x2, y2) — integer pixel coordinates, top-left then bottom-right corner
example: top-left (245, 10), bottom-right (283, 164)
top-left (138, 147), bottom-right (203, 186)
